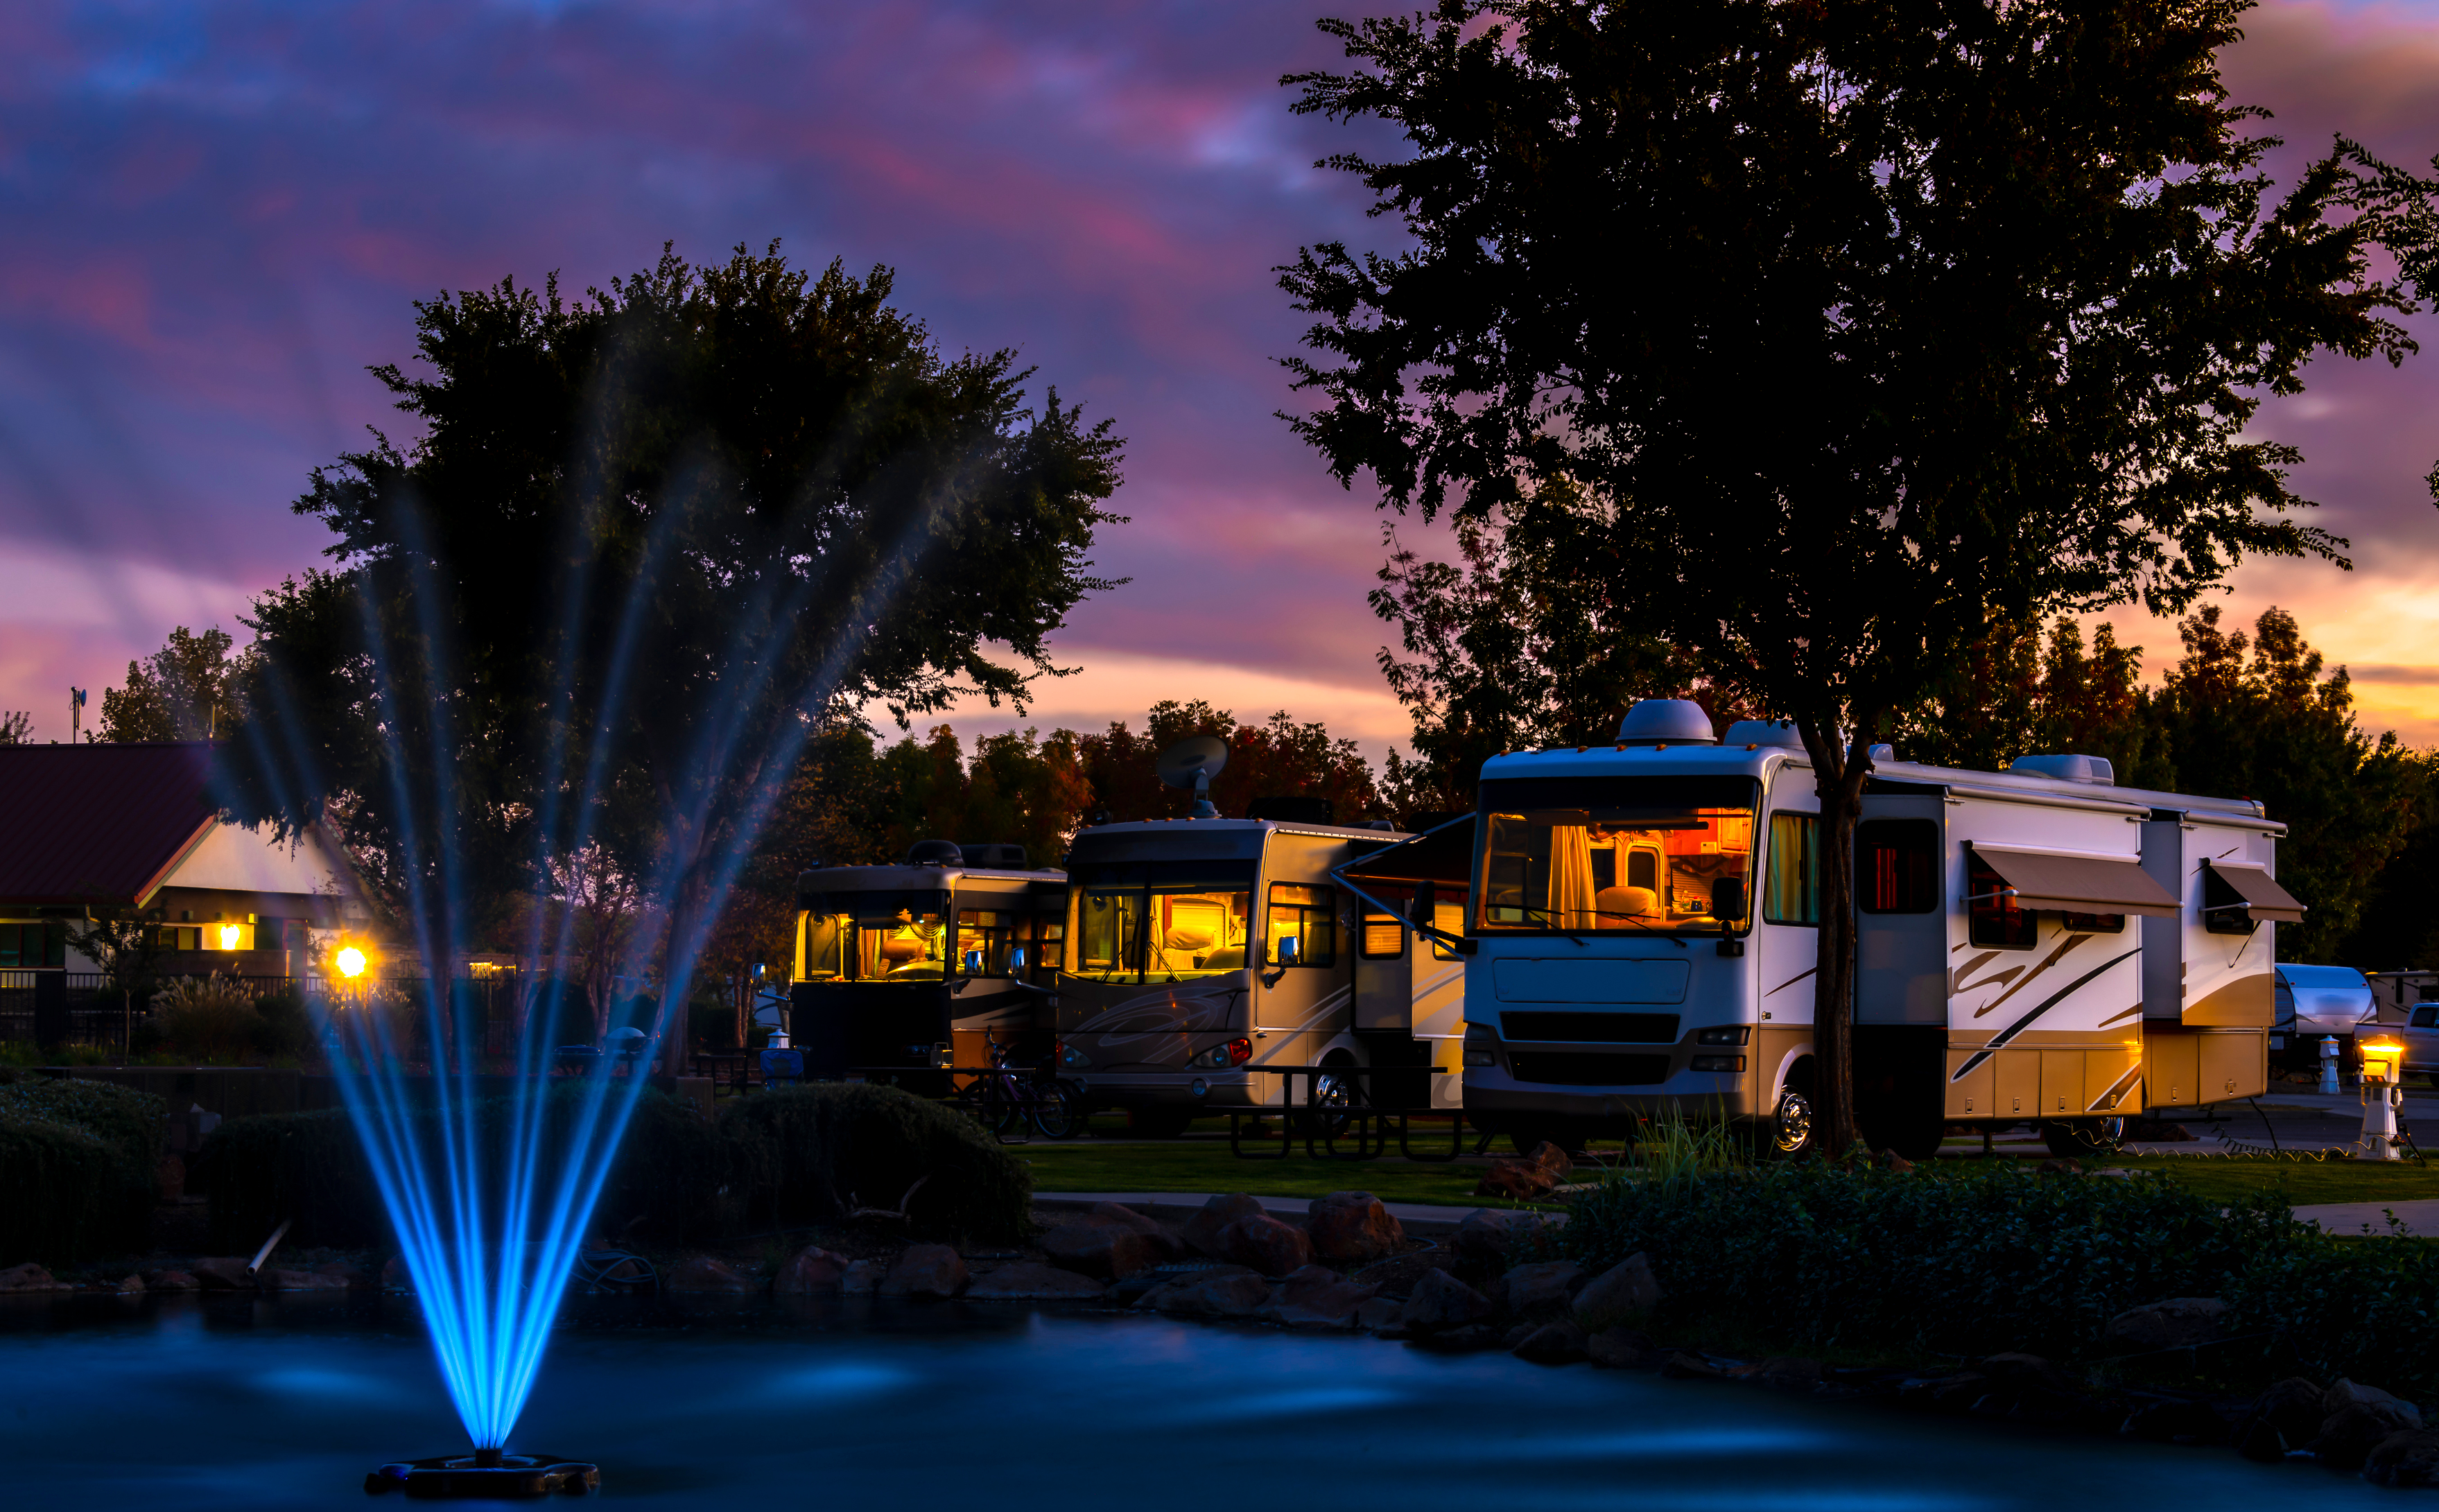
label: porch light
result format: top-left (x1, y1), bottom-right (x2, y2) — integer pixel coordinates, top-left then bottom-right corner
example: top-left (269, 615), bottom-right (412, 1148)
top-left (336, 945), bottom-right (368, 980)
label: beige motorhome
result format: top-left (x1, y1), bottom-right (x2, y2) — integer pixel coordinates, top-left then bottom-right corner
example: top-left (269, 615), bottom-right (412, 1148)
top-left (1050, 817), bottom-right (1464, 1135)
top-left (790, 842), bottom-right (1066, 1094)
top-left (1348, 699), bottom-right (2299, 1159)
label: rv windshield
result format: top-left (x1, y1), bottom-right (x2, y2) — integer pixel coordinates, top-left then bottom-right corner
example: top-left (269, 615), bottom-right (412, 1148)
top-left (1067, 862), bottom-right (1256, 984)
top-left (1476, 775), bottom-right (1759, 934)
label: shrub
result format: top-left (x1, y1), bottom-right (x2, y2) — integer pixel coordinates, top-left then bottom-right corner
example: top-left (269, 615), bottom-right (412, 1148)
top-left (720, 1081), bottom-right (1032, 1245)
top-left (155, 974), bottom-right (265, 1063)
top-left (203, 1084), bottom-right (725, 1251)
top-left (1563, 1161), bottom-right (2300, 1361)
top-left (0, 1070), bottom-right (164, 1259)
top-left (252, 989), bottom-right (319, 1063)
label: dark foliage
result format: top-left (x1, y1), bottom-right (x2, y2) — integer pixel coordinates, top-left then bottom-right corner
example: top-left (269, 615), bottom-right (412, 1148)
top-left (0, 1072), bottom-right (164, 1261)
top-left (718, 1081), bottom-right (1032, 1244)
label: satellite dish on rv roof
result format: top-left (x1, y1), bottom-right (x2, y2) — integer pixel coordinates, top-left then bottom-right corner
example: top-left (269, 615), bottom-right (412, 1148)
top-left (1156, 736), bottom-right (1229, 819)
top-left (1617, 699), bottom-right (1719, 747)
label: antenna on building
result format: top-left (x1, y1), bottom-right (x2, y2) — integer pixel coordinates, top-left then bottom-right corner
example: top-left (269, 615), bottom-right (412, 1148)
top-left (69, 687), bottom-right (85, 743)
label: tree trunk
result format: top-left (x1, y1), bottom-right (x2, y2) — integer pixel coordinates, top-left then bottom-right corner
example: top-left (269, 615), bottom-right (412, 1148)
top-left (1801, 718), bottom-right (1879, 1160)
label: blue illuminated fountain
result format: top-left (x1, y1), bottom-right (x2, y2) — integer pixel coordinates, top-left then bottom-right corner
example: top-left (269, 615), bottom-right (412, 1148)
top-left (230, 519), bottom-right (865, 1499)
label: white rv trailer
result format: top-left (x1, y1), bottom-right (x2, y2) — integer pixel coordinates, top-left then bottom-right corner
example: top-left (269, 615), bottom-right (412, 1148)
top-left (1049, 816), bottom-right (1466, 1135)
top-left (789, 841), bottom-right (1068, 1093)
top-left (1339, 699), bottom-right (2302, 1158)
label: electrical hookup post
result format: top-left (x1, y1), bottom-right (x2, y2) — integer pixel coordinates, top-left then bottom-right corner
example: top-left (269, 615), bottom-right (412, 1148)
top-left (2359, 1037), bottom-right (2408, 1161)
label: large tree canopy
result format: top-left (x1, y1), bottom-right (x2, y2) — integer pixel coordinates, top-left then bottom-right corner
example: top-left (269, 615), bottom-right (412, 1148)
top-left (1282, 0), bottom-right (2436, 1150)
top-left (223, 244), bottom-right (1124, 1000)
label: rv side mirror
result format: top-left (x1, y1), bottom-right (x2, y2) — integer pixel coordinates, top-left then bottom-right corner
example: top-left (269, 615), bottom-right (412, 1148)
top-left (1712, 879), bottom-right (1747, 923)
top-left (1009, 946), bottom-right (1027, 973)
top-left (1278, 935), bottom-right (1302, 967)
top-left (962, 949), bottom-right (984, 975)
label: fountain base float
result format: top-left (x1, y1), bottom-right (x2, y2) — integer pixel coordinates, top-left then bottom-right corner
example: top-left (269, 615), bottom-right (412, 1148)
top-left (363, 1448), bottom-right (600, 1498)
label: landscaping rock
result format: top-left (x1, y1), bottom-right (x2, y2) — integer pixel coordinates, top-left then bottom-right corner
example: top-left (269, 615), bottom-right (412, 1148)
top-left (2334, 1379), bottom-right (2423, 1428)
top-left (1585, 1327), bottom-right (1663, 1369)
top-left (1257, 1265), bottom-right (1378, 1330)
top-left (189, 1258), bottom-right (253, 1290)
top-left (1522, 1140), bottom-right (1575, 1179)
top-left (880, 1244), bottom-right (969, 1300)
top-left (840, 1259), bottom-right (886, 1296)
top-left (2036, 1158), bottom-right (2078, 1175)
top-left (966, 1262), bottom-right (1106, 1301)
top-left (1144, 1267), bottom-right (1269, 1319)
top-left (1473, 1159), bottom-right (1561, 1201)
top-left (1498, 1260), bottom-right (1586, 1316)
top-left (1572, 1253), bottom-right (1663, 1328)
top-left (1088, 1203), bottom-right (1184, 1258)
top-left (774, 1246), bottom-right (853, 1296)
top-left (144, 1269), bottom-right (199, 1292)
top-left (1183, 1194), bottom-right (1266, 1258)
top-left (1306, 1191), bottom-right (1403, 1262)
top-left (1218, 1214), bottom-right (1314, 1277)
top-left (1660, 1351), bottom-right (1730, 1380)
top-left (2245, 1378), bottom-right (2336, 1457)
top-left (0, 1262), bottom-right (66, 1292)
top-left (1881, 1152), bottom-right (1916, 1173)
top-left (1041, 1222), bottom-right (1161, 1280)
top-left (1400, 1268), bottom-right (1493, 1332)
top-left (664, 1255), bottom-right (758, 1294)
top-left (1899, 1371), bottom-right (1989, 1410)
top-left (1450, 1208), bottom-right (1554, 1265)
top-left (257, 1267), bottom-right (349, 1292)
top-left (1355, 1296), bottom-right (1406, 1335)
top-left (2310, 1402), bottom-right (2421, 1470)
top-left (1511, 1321), bottom-right (1589, 1364)
top-left (2363, 1430), bottom-right (2439, 1488)
top-left (1739, 1357), bottom-right (1826, 1392)
top-left (2103, 1297), bottom-right (2228, 1353)
top-left (1351, 1249), bottom-right (1455, 1301)
top-left (114, 1274), bottom-right (144, 1294)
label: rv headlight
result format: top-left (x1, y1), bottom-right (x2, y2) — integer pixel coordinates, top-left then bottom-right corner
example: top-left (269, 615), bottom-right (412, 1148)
top-left (1690, 1054), bottom-right (1746, 1073)
top-left (1188, 1037), bottom-right (1252, 1070)
top-left (1057, 1040), bottom-right (1091, 1069)
top-left (1696, 1027), bottom-right (1751, 1047)
top-left (1462, 1024), bottom-right (1498, 1069)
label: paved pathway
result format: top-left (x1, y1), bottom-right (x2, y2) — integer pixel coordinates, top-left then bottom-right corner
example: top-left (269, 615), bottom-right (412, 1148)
top-left (2290, 1199), bottom-right (2439, 1235)
top-left (1034, 1190), bottom-right (1504, 1233)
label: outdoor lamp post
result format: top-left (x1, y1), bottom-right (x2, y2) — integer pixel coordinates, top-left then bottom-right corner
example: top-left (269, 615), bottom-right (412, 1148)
top-left (2359, 1038), bottom-right (2407, 1161)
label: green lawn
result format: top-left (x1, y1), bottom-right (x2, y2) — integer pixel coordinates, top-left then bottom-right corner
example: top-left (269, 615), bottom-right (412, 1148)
top-left (2107, 1153), bottom-right (2439, 1209)
top-left (1016, 1136), bottom-right (1561, 1210)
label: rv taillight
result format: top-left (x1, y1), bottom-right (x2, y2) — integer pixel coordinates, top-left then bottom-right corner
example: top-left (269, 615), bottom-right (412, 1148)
top-left (1227, 1036), bottom-right (1253, 1067)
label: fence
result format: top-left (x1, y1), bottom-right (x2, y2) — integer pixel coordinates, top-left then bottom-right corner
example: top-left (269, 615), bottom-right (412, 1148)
top-left (0, 971), bottom-right (532, 1054)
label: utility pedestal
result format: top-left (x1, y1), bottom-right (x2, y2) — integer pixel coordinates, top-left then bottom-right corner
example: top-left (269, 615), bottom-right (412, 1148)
top-left (2359, 1038), bottom-right (2406, 1161)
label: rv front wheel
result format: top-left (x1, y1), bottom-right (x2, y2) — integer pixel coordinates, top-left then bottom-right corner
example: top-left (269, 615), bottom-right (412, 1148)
top-left (1767, 1088), bottom-right (1814, 1158)
top-left (2038, 1118), bottom-right (2126, 1160)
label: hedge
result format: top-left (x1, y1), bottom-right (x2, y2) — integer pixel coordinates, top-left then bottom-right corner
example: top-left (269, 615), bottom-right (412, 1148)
top-left (0, 1071), bottom-right (164, 1261)
top-left (201, 1080), bottom-right (1029, 1253)
top-left (720, 1082), bottom-right (1033, 1245)
top-left (1563, 1161), bottom-right (2439, 1398)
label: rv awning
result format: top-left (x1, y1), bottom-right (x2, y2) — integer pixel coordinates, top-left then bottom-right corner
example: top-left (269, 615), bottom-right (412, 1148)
top-left (1335, 814), bottom-right (1476, 888)
top-left (2205, 862), bottom-right (2307, 923)
top-left (1972, 844), bottom-right (2180, 919)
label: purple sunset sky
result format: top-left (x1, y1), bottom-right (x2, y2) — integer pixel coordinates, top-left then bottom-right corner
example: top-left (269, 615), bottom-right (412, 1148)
top-left (5, 0), bottom-right (2439, 760)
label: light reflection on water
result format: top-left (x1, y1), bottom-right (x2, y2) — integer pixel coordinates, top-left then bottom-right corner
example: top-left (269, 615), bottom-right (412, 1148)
top-left (0, 1294), bottom-right (2397, 1511)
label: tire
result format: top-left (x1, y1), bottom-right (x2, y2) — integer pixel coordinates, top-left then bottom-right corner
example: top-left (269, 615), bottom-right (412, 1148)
top-left (1294, 1062), bottom-right (1362, 1139)
top-left (2039, 1117), bottom-right (2126, 1160)
top-left (1756, 1087), bottom-right (1814, 1160)
top-left (1030, 1078), bottom-right (1084, 1140)
top-left (1126, 1106), bottom-right (1195, 1139)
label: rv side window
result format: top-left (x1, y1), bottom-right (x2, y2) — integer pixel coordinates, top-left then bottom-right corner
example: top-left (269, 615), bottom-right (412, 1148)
top-left (1360, 910), bottom-right (1406, 959)
top-left (799, 913), bottom-right (848, 981)
top-left (955, 910), bottom-right (1016, 975)
top-left (1857, 819), bottom-right (1937, 914)
top-left (1432, 899), bottom-right (1467, 961)
top-left (2201, 865), bottom-right (2260, 936)
top-left (1762, 813), bottom-right (1820, 926)
top-left (1967, 858), bottom-right (2036, 949)
top-left (1267, 883), bottom-right (1339, 967)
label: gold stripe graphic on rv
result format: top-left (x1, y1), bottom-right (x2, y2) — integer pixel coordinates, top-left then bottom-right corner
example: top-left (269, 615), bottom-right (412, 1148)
top-left (2087, 1059), bottom-right (2144, 1113)
top-left (1766, 966), bottom-right (1817, 998)
top-left (1964, 935), bottom-right (2087, 1018)
top-left (1950, 947), bottom-right (2141, 1081)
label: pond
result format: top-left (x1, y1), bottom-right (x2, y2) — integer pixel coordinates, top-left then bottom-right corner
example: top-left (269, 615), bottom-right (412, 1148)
top-left (0, 1293), bottom-right (2399, 1510)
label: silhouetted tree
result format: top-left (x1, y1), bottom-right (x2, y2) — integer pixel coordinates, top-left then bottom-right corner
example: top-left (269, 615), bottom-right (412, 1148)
top-left (1281, 0), bottom-right (2436, 1152)
top-left (100, 625), bottom-right (247, 742)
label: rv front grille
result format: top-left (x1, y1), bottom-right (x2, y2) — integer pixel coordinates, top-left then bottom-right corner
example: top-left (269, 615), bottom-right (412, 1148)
top-left (1499, 1011), bottom-right (1681, 1044)
top-left (1505, 1052), bottom-right (1672, 1087)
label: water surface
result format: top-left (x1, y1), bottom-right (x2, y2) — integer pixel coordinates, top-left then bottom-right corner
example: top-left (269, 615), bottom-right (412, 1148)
top-left (0, 1294), bottom-right (2394, 1510)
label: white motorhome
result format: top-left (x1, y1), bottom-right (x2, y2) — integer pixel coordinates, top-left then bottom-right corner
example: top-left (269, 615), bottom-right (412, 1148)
top-left (1050, 815), bottom-right (1466, 1135)
top-left (1343, 699), bottom-right (2301, 1159)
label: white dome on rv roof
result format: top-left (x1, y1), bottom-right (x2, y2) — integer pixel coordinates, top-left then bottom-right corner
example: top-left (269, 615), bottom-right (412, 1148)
top-left (1724, 719), bottom-right (1804, 750)
top-left (1617, 699), bottom-right (1719, 746)
top-left (2010, 753), bottom-right (2115, 785)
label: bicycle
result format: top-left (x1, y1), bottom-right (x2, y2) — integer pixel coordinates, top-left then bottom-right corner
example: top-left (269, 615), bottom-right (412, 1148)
top-left (951, 1029), bottom-right (1086, 1142)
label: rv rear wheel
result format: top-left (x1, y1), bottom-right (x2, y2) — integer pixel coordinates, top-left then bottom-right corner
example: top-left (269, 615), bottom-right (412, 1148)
top-left (2038, 1117), bottom-right (2126, 1160)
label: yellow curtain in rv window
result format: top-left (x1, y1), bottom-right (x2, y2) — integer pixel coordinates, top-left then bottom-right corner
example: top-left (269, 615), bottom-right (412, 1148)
top-left (1550, 825), bottom-right (1599, 931)
top-left (1764, 814), bottom-right (1820, 925)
